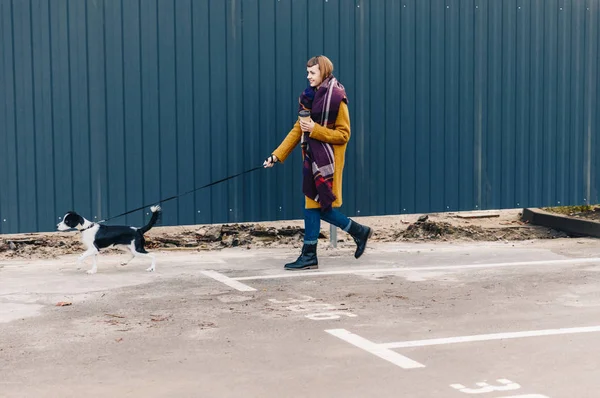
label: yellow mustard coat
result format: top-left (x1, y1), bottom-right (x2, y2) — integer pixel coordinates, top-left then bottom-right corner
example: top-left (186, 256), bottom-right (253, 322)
top-left (272, 101), bottom-right (350, 209)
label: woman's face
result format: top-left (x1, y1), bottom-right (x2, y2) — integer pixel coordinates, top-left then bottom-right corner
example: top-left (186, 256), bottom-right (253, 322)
top-left (307, 64), bottom-right (323, 88)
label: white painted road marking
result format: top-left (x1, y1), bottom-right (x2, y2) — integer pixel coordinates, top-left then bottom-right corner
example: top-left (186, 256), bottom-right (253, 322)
top-left (200, 270), bottom-right (256, 292)
top-left (381, 325), bottom-right (600, 349)
top-left (325, 329), bottom-right (425, 369)
top-left (202, 257), bottom-right (600, 292)
top-left (450, 379), bottom-right (521, 394)
top-left (232, 257), bottom-right (600, 281)
top-left (268, 295), bottom-right (359, 321)
top-left (327, 325), bottom-right (600, 371)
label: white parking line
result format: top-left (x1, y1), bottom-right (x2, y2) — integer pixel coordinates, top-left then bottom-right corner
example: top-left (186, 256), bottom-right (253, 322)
top-left (327, 325), bottom-right (600, 371)
top-left (200, 270), bottom-right (256, 292)
top-left (325, 329), bottom-right (425, 369)
top-left (381, 325), bottom-right (600, 349)
top-left (232, 257), bottom-right (600, 281)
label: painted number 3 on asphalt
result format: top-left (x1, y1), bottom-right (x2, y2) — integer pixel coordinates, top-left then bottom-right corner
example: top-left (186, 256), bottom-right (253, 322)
top-left (450, 378), bottom-right (549, 397)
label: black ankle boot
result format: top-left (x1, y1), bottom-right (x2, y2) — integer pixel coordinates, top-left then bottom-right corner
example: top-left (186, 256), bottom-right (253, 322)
top-left (348, 220), bottom-right (373, 259)
top-left (284, 243), bottom-right (318, 270)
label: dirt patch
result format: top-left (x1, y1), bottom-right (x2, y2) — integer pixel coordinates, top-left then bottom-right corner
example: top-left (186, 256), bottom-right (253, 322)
top-left (0, 209), bottom-right (575, 260)
top-left (392, 218), bottom-right (567, 242)
top-left (0, 235), bottom-right (85, 259)
top-left (0, 224), bottom-right (309, 260)
top-left (149, 224), bottom-right (307, 250)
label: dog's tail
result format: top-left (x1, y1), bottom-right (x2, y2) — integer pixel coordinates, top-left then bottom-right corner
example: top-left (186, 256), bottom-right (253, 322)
top-left (139, 205), bottom-right (161, 234)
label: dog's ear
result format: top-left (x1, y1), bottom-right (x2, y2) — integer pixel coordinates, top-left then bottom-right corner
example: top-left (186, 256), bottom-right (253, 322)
top-left (63, 213), bottom-right (74, 228)
top-left (64, 212), bottom-right (83, 228)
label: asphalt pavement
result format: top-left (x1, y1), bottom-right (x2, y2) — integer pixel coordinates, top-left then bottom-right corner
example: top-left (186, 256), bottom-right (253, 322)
top-left (2, 238), bottom-right (600, 397)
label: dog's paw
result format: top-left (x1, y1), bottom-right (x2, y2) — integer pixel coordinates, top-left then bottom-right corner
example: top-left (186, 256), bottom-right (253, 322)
top-left (120, 261), bottom-right (128, 266)
top-left (86, 269), bottom-right (97, 275)
top-left (146, 266), bottom-right (155, 272)
top-left (150, 205), bottom-right (161, 213)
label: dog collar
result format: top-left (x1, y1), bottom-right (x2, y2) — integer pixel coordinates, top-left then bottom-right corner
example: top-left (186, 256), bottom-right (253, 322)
top-left (80, 223), bottom-right (95, 232)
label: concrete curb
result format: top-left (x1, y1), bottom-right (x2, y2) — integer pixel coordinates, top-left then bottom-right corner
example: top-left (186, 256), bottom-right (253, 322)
top-left (521, 208), bottom-right (600, 238)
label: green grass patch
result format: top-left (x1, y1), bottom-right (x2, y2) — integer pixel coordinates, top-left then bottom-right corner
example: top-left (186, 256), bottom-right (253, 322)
top-left (543, 205), bottom-right (598, 215)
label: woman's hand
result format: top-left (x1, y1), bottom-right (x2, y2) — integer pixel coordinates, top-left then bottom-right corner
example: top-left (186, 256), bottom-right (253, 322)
top-left (299, 118), bottom-right (316, 133)
top-left (263, 154), bottom-right (279, 168)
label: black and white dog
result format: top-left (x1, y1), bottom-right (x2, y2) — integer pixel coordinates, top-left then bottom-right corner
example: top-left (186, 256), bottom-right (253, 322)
top-left (57, 206), bottom-right (161, 274)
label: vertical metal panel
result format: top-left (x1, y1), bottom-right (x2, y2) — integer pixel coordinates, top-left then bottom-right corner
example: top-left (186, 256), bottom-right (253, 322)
top-left (473, 0), bottom-right (488, 210)
top-left (370, 0), bottom-right (385, 214)
top-left (308, 0), bottom-right (324, 53)
top-left (69, 0), bottom-right (92, 219)
top-left (13, 0), bottom-right (37, 231)
top-left (501, 0), bottom-right (517, 209)
top-left (570, 1), bottom-right (586, 205)
top-left (399, 0), bottom-right (416, 215)
top-left (415, 0), bottom-right (431, 213)
top-left (459, 0), bottom-right (475, 211)
top-left (515, 0), bottom-right (531, 208)
top-left (445, 0), bottom-right (460, 211)
top-left (430, 0), bottom-right (445, 212)
top-left (122, 0), bottom-right (144, 226)
top-left (175, 0), bottom-right (195, 225)
top-left (2, 0), bottom-right (19, 233)
top-left (191, 0), bottom-right (212, 225)
top-left (208, 0), bottom-right (228, 221)
top-left (105, 0), bottom-right (127, 225)
top-left (556, 0), bottom-right (572, 207)
top-left (384, 0), bottom-right (400, 215)
top-left (2, 0), bottom-right (600, 234)
top-left (49, 0), bottom-right (73, 221)
top-left (595, 2), bottom-right (600, 205)
top-left (543, 0), bottom-right (558, 206)
top-left (258, 0), bottom-right (277, 221)
top-left (487, 0), bottom-right (502, 210)
top-left (226, 0), bottom-right (244, 221)
top-left (0, 0), bottom-right (9, 234)
top-left (530, 0), bottom-right (544, 206)
top-left (87, 0), bottom-right (108, 222)
top-left (32, 0), bottom-right (56, 232)
top-left (354, 0), bottom-right (369, 217)
top-left (241, 0), bottom-right (260, 223)
top-left (274, 0), bottom-right (293, 221)
top-left (289, 0), bottom-right (308, 216)
top-left (157, 0), bottom-right (178, 226)
top-left (339, 0), bottom-right (356, 214)
top-left (323, 0), bottom-right (340, 80)
top-left (584, 0), bottom-right (599, 204)
top-left (140, 0), bottom-right (161, 215)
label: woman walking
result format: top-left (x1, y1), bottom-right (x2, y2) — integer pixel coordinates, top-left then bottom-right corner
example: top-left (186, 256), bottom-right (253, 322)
top-left (264, 55), bottom-right (372, 270)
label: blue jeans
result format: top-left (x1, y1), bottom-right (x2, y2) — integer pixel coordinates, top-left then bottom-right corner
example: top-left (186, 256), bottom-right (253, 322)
top-left (303, 208), bottom-right (352, 245)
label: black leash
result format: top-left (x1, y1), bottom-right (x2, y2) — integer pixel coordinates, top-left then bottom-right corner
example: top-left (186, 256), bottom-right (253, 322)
top-left (98, 165), bottom-right (264, 223)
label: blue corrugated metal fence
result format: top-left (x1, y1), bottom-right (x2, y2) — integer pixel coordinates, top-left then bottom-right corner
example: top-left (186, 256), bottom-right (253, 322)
top-left (1, 0), bottom-right (599, 234)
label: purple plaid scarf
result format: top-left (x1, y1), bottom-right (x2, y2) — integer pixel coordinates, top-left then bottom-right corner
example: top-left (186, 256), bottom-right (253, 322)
top-left (298, 76), bottom-right (347, 211)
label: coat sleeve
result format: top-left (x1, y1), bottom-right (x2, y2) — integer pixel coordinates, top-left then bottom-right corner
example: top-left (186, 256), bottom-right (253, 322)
top-left (308, 102), bottom-right (351, 145)
top-left (272, 120), bottom-right (302, 163)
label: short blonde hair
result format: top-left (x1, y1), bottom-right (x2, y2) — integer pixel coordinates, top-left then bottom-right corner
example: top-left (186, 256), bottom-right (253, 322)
top-left (307, 55), bottom-right (334, 81)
